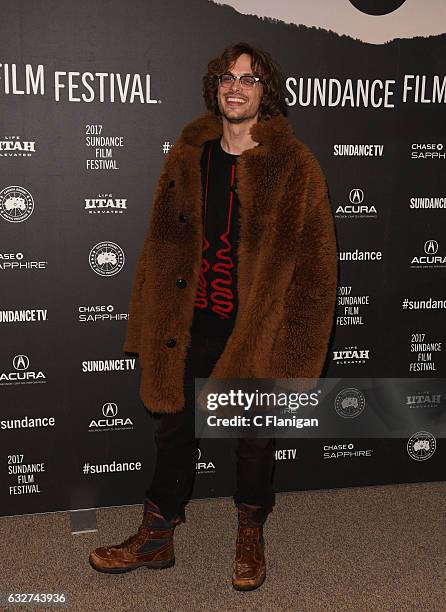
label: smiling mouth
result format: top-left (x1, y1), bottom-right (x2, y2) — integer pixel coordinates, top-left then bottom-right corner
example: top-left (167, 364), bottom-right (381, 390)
top-left (225, 97), bottom-right (247, 106)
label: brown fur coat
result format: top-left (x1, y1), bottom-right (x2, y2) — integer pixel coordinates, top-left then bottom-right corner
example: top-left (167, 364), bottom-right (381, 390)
top-left (123, 111), bottom-right (338, 413)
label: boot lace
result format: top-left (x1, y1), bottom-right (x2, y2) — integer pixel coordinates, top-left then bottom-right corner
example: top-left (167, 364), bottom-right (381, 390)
top-left (115, 512), bottom-right (161, 551)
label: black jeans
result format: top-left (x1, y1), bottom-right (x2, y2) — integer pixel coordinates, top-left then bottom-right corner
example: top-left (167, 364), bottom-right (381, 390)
top-left (145, 308), bottom-right (276, 522)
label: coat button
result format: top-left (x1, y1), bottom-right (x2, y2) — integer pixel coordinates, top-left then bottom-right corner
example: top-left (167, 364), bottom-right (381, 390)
top-left (168, 179), bottom-right (175, 188)
top-left (166, 338), bottom-right (176, 348)
top-left (176, 277), bottom-right (187, 289)
top-left (179, 213), bottom-right (188, 223)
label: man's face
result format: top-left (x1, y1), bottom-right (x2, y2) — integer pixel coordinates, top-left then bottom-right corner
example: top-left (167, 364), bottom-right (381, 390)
top-left (217, 53), bottom-right (263, 124)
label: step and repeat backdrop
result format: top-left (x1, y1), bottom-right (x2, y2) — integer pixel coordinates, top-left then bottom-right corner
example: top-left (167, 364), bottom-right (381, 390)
top-left (1, 0), bottom-right (445, 516)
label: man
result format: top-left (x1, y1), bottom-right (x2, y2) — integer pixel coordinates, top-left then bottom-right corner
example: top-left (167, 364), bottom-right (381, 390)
top-left (89, 42), bottom-right (337, 591)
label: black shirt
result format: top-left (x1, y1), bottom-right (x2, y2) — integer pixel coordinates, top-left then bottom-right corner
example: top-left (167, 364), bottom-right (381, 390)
top-left (193, 138), bottom-right (240, 321)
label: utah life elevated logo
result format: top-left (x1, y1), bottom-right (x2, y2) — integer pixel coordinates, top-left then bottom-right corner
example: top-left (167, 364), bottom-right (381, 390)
top-left (84, 193), bottom-right (128, 214)
top-left (0, 354), bottom-right (46, 386)
top-left (0, 136), bottom-right (36, 157)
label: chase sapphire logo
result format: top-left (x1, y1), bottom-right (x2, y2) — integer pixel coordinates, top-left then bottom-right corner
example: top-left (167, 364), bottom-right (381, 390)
top-left (349, 0), bottom-right (407, 16)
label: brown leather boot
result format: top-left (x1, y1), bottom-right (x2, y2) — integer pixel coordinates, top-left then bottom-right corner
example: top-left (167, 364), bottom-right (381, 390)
top-left (232, 503), bottom-right (269, 591)
top-left (89, 499), bottom-right (183, 574)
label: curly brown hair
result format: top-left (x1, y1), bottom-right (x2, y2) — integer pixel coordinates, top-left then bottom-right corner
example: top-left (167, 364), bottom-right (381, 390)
top-left (202, 42), bottom-right (288, 120)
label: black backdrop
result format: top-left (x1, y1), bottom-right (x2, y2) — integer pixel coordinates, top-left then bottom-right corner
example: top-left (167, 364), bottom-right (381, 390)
top-left (1, 0), bottom-right (445, 517)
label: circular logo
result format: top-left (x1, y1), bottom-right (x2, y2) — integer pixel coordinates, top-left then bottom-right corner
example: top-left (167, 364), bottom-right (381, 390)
top-left (348, 1), bottom-right (407, 15)
top-left (102, 402), bottom-right (118, 417)
top-left (335, 388), bottom-right (365, 418)
top-left (349, 188), bottom-right (364, 204)
top-left (407, 431), bottom-right (436, 461)
top-left (424, 239), bottom-right (438, 255)
top-left (13, 354), bottom-right (30, 371)
top-left (0, 186), bottom-right (34, 223)
top-left (89, 241), bottom-right (125, 276)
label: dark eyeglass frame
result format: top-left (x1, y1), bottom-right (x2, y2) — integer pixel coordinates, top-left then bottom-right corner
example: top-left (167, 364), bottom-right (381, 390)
top-left (216, 72), bottom-right (263, 88)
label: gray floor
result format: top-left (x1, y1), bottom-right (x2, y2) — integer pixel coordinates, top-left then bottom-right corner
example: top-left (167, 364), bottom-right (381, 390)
top-left (1, 482), bottom-right (445, 611)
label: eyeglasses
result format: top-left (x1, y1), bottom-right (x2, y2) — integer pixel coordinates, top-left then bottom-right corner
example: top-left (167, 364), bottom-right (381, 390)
top-left (217, 72), bottom-right (263, 89)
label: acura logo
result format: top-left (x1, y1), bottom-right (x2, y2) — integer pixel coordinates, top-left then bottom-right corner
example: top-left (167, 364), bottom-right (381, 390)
top-left (349, 188), bottom-right (364, 204)
top-left (13, 354), bottom-right (29, 371)
top-left (102, 402), bottom-right (118, 417)
top-left (424, 240), bottom-right (438, 254)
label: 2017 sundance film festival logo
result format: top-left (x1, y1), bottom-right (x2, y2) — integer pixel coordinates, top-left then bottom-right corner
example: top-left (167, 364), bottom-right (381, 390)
top-left (89, 241), bottom-right (125, 276)
top-left (409, 332), bottom-right (442, 373)
top-left (0, 186), bottom-right (34, 222)
top-left (0, 354), bottom-right (46, 386)
top-left (335, 388), bottom-right (366, 418)
top-left (407, 431), bottom-right (436, 461)
top-left (336, 285), bottom-right (371, 326)
top-left (8, 453), bottom-right (46, 496)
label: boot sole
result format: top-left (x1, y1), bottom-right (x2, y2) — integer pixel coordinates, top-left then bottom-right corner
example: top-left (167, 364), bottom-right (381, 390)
top-left (89, 556), bottom-right (175, 574)
top-left (232, 568), bottom-right (266, 591)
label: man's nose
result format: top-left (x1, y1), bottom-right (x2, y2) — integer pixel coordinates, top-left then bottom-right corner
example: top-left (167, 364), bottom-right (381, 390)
top-left (229, 78), bottom-right (241, 93)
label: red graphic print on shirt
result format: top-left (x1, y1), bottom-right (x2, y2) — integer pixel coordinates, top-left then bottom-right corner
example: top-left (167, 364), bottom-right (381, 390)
top-left (194, 139), bottom-right (240, 320)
